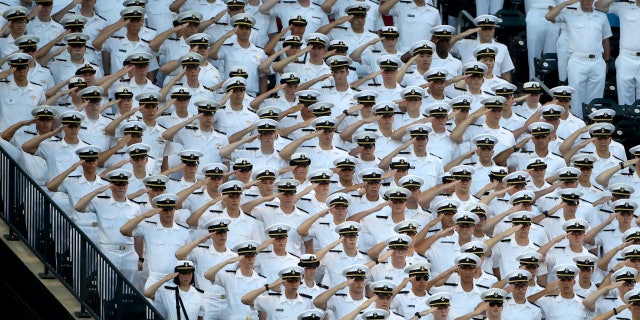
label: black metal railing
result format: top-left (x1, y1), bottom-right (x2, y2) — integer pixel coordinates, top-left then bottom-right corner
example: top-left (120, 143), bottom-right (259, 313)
top-left (0, 146), bottom-right (165, 320)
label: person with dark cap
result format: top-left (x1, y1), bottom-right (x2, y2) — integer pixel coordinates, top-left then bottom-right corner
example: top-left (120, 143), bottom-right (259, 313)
top-left (97, 120), bottom-right (145, 168)
top-left (174, 216), bottom-right (237, 320)
top-left (408, 292), bottom-right (453, 320)
top-left (571, 254), bottom-right (598, 298)
top-left (0, 6), bottom-right (29, 57)
top-left (241, 265), bottom-right (313, 319)
top-left (249, 71), bottom-right (301, 119)
top-left (529, 264), bottom-right (589, 319)
top-left (446, 61), bottom-right (492, 109)
top-left (162, 149), bottom-right (204, 192)
top-left (429, 253), bottom-right (484, 317)
top-left (262, 14), bottom-right (307, 57)
top-left (351, 25), bottom-right (401, 80)
top-left (167, 53), bottom-right (216, 115)
top-left (144, 260), bottom-right (205, 320)
top-left (586, 199), bottom-right (639, 269)
top-left (219, 118), bottom-right (288, 171)
top-left (93, 6), bottom-right (159, 78)
top-left (538, 218), bottom-right (591, 284)
top-left (0, 53), bottom-right (46, 132)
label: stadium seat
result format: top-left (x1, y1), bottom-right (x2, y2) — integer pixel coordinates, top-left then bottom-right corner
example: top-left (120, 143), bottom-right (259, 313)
top-left (582, 97), bottom-right (620, 123)
top-left (534, 53), bottom-right (559, 88)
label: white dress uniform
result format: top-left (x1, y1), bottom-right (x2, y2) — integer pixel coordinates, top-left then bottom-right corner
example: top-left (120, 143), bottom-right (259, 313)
top-left (102, 35), bottom-right (159, 75)
top-left (555, 6), bottom-right (612, 118)
top-left (132, 218), bottom-right (191, 289)
top-left (266, 1), bottom-right (328, 36)
top-left (430, 282), bottom-right (483, 319)
top-left (216, 41), bottom-right (267, 97)
top-left (63, 10), bottom-right (108, 45)
top-left (451, 39), bottom-right (515, 78)
top-left (501, 298), bottom-right (543, 320)
top-left (36, 137), bottom-right (89, 181)
top-left (327, 0), bottom-right (384, 33)
top-left (184, 244), bottom-right (237, 320)
top-left (253, 291), bottom-right (313, 320)
top-left (0, 79), bottom-right (46, 132)
top-left (392, 291), bottom-right (431, 319)
top-left (255, 250), bottom-right (299, 283)
top-left (154, 282), bottom-right (205, 320)
top-left (25, 16), bottom-right (64, 51)
top-left (385, 1), bottom-right (441, 51)
top-left (85, 194), bottom-right (142, 282)
top-left (230, 148), bottom-right (288, 172)
top-left (491, 235), bottom-right (540, 279)
top-left (424, 233), bottom-right (460, 278)
top-left (59, 174), bottom-right (110, 237)
top-left (507, 151), bottom-right (565, 178)
top-left (198, 208), bottom-right (264, 250)
top-left (251, 203), bottom-right (308, 256)
top-left (173, 127), bottom-right (229, 170)
top-left (17, 63), bottom-right (55, 90)
top-left (213, 105), bottom-right (260, 137)
top-left (524, 0), bottom-right (559, 80)
top-left (214, 268), bottom-right (267, 320)
top-left (608, 3), bottom-right (640, 104)
top-left (536, 294), bottom-right (589, 320)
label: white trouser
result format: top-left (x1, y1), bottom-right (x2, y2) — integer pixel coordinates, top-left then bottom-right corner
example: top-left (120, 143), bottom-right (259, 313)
top-left (203, 289), bottom-right (229, 320)
top-left (526, 9), bottom-right (559, 80)
top-left (567, 54), bottom-right (606, 118)
top-left (616, 49), bottom-right (640, 105)
top-left (476, 0), bottom-right (505, 15)
top-left (556, 30), bottom-right (570, 81)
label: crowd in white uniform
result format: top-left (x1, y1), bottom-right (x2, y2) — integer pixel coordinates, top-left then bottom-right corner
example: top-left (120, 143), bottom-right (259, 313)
top-left (3, 0), bottom-right (640, 319)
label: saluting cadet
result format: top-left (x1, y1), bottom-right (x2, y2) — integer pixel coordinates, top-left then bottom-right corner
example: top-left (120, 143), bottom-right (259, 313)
top-left (250, 179), bottom-right (308, 256)
top-left (584, 266), bottom-right (639, 318)
top-left (120, 193), bottom-right (190, 290)
top-left (368, 234), bottom-right (413, 288)
top-left (491, 211), bottom-right (540, 279)
top-left (203, 239), bottom-right (269, 320)
top-left (10, 35), bottom-right (55, 90)
top-left (167, 53), bottom-right (216, 115)
top-left (391, 262), bottom-right (432, 318)
top-left (93, 7), bottom-right (159, 77)
top-left (512, 81), bottom-right (543, 120)
top-left (0, 6), bottom-right (29, 57)
top-left (108, 54), bottom-right (160, 107)
top-left (296, 254), bottom-right (328, 300)
top-left (241, 265), bottom-right (313, 319)
top-left (99, 120), bottom-right (147, 169)
top-left (144, 260), bottom-right (205, 320)
top-left (529, 264), bottom-right (589, 320)
top-left (572, 254), bottom-right (599, 297)
top-left (429, 25), bottom-right (462, 77)
top-left (541, 218), bottom-right (592, 284)
top-left (22, 110), bottom-right (88, 181)
top-left (498, 269), bottom-right (542, 320)
top-left (76, 86), bottom-right (111, 150)
top-left (150, 11), bottom-right (201, 85)
top-left (473, 43), bottom-right (508, 93)
top-left (399, 40), bottom-right (436, 87)
top-left (255, 223), bottom-right (299, 283)
top-left (450, 14), bottom-right (514, 81)
top-left (0, 53), bottom-right (46, 132)
top-left (259, 0), bottom-right (328, 37)
top-left (74, 169), bottom-right (141, 285)
top-left (48, 33), bottom-right (103, 84)
top-left (313, 264), bottom-right (371, 320)
top-left (430, 253), bottom-right (484, 319)
top-left (378, 0), bottom-right (441, 52)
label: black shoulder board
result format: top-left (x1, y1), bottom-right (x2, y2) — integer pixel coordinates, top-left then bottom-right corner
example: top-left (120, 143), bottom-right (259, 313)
top-left (258, 273), bottom-right (267, 278)
top-left (97, 195), bottom-right (111, 199)
top-left (195, 287), bottom-right (204, 293)
top-left (185, 125), bottom-right (198, 130)
top-left (145, 220), bottom-right (157, 224)
top-left (600, 209), bottom-right (613, 213)
top-left (176, 223), bottom-right (189, 229)
top-left (244, 147), bottom-right (259, 151)
top-left (222, 42), bottom-right (233, 46)
top-left (209, 209), bottom-right (223, 213)
top-left (334, 293), bottom-right (347, 296)
top-left (130, 199), bottom-right (147, 204)
top-left (67, 175), bottom-right (81, 178)
top-left (268, 292), bottom-right (281, 296)
top-left (170, 177), bottom-right (180, 181)
top-left (214, 129), bottom-right (226, 135)
top-left (197, 244), bottom-right (209, 248)
top-left (245, 213), bottom-right (258, 220)
top-left (112, 35), bottom-right (124, 39)
top-left (299, 293), bottom-right (312, 299)
top-left (381, 182), bottom-right (390, 186)
top-left (553, 246), bottom-right (565, 249)
top-left (164, 285), bottom-right (178, 290)
top-left (141, 38), bottom-right (150, 43)
top-left (225, 269), bottom-right (236, 273)
top-left (500, 238), bottom-right (511, 242)
top-left (371, 50), bottom-right (381, 53)
top-left (299, 197), bottom-right (312, 201)
top-left (376, 215), bottom-right (388, 219)
top-left (30, 81), bottom-right (43, 86)
top-left (429, 153), bottom-right (442, 159)
top-left (321, 85), bottom-right (335, 89)
top-left (329, 249), bottom-right (342, 253)
top-left (399, 151), bottom-right (410, 155)
top-left (441, 241), bottom-right (455, 244)
top-left (95, 13), bottom-right (107, 20)
top-left (296, 206), bottom-right (309, 213)
top-left (443, 282), bottom-right (458, 286)
top-left (335, 26), bottom-right (347, 30)
top-left (566, 7), bottom-right (577, 9)
top-left (167, 37), bottom-right (179, 41)
top-left (24, 130), bottom-right (37, 135)
top-left (317, 283), bottom-right (329, 289)
top-left (265, 203), bottom-right (279, 208)
top-left (477, 284), bottom-right (489, 289)
top-left (454, 86), bottom-right (466, 91)
top-left (483, 91), bottom-right (495, 96)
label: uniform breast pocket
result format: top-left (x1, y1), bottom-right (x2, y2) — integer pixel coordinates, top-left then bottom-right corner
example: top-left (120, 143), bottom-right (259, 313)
top-left (3, 96), bottom-right (17, 107)
top-left (624, 14), bottom-right (638, 22)
top-left (150, 238), bottom-right (166, 255)
top-left (272, 310), bottom-right (289, 320)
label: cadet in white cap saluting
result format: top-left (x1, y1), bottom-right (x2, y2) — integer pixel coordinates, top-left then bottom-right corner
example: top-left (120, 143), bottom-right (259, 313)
top-left (497, 269), bottom-right (542, 320)
top-left (204, 239), bottom-right (270, 320)
top-left (241, 266), bottom-right (313, 319)
top-left (255, 223), bottom-right (299, 283)
top-left (528, 264), bottom-right (589, 319)
top-left (378, 0), bottom-right (441, 51)
top-left (74, 169), bottom-right (141, 284)
top-left (143, 260), bottom-right (205, 320)
top-left (0, 52), bottom-right (46, 132)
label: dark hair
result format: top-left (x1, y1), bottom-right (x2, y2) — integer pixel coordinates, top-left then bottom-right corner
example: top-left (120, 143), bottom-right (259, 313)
top-left (173, 270), bottom-right (195, 285)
